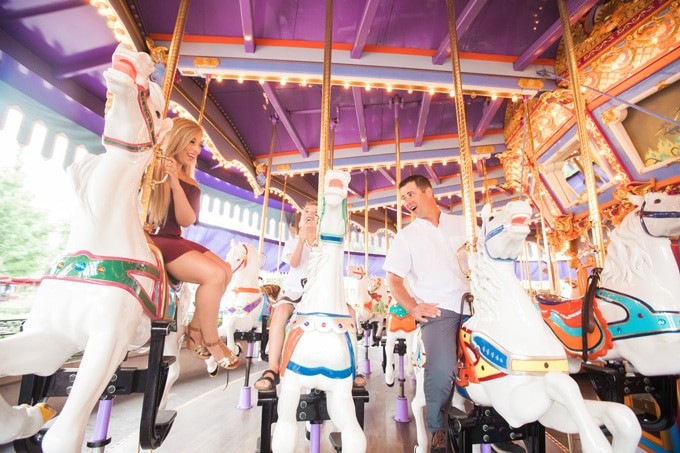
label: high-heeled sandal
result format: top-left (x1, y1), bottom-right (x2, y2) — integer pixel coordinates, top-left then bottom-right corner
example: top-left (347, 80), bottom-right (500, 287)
top-left (185, 325), bottom-right (211, 359)
top-left (204, 339), bottom-right (239, 370)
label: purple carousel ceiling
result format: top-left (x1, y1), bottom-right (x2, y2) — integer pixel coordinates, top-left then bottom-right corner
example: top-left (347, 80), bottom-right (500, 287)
top-left (0, 0), bottom-right (604, 227)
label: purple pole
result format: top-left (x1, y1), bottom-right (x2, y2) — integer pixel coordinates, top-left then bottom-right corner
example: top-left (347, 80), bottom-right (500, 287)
top-left (91, 398), bottom-right (113, 444)
top-left (362, 331), bottom-right (371, 375)
top-left (394, 352), bottom-right (410, 422)
top-left (238, 341), bottom-right (255, 409)
top-left (310, 423), bottom-right (321, 453)
top-left (481, 444), bottom-right (492, 453)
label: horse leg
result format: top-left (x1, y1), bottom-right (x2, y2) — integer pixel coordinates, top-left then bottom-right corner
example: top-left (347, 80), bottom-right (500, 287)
top-left (405, 332), bottom-right (415, 376)
top-left (271, 382), bottom-right (299, 453)
top-left (541, 372), bottom-right (612, 453)
top-left (42, 332), bottom-right (128, 453)
top-left (159, 330), bottom-right (182, 411)
top-left (384, 335), bottom-right (396, 386)
top-left (326, 385), bottom-right (366, 453)
top-left (411, 367), bottom-right (428, 453)
top-left (539, 399), bottom-right (640, 453)
top-left (0, 332), bottom-right (73, 443)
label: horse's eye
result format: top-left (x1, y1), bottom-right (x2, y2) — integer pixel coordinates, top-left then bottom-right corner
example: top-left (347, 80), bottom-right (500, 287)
top-left (488, 216), bottom-right (495, 222)
top-left (156, 111), bottom-right (161, 119)
top-left (653, 198), bottom-right (661, 204)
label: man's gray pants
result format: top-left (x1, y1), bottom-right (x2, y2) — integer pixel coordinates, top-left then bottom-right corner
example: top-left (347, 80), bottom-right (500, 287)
top-left (420, 308), bottom-right (461, 432)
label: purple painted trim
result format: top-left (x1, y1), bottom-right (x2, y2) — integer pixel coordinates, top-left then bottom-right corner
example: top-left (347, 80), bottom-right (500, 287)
top-left (414, 92), bottom-right (432, 147)
top-left (432, 0), bottom-right (490, 65)
top-left (472, 97), bottom-right (503, 142)
top-left (226, 296), bottom-right (263, 314)
top-left (425, 165), bottom-right (441, 185)
top-left (351, 87), bottom-right (369, 153)
top-left (350, 0), bottom-right (382, 59)
top-left (378, 168), bottom-right (395, 185)
top-left (513, 0), bottom-right (599, 71)
top-left (239, 0), bottom-right (255, 53)
top-left (261, 82), bottom-right (308, 157)
top-left (92, 398), bottom-right (113, 443)
top-left (0, 1), bottom-right (84, 21)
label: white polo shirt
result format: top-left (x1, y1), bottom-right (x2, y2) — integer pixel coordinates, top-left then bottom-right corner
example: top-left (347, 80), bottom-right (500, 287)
top-left (383, 212), bottom-right (470, 313)
top-left (281, 236), bottom-right (312, 292)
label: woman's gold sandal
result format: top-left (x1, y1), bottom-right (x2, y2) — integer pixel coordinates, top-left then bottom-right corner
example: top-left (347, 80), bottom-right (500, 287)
top-left (185, 325), bottom-right (211, 359)
top-left (204, 339), bottom-right (239, 370)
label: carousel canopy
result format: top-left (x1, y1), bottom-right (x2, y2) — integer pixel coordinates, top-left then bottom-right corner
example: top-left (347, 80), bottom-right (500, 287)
top-left (0, 0), bottom-right (678, 233)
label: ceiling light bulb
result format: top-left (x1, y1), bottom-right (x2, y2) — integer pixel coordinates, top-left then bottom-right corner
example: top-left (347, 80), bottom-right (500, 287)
top-left (491, 92), bottom-right (498, 100)
top-left (259, 77), bottom-right (265, 85)
top-left (237, 75), bottom-right (244, 84)
top-left (512, 94), bottom-right (518, 103)
top-left (429, 87), bottom-right (435, 95)
top-left (386, 85), bottom-right (392, 92)
top-left (344, 81), bottom-right (350, 89)
top-left (407, 88), bottom-right (413, 94)
top-left (301, 79), bottom-right (308, 87)
top-left (365, 83), bottom-right (371, 91)
top-left (280, 78), bottom-right (287, 86)
top-left (216, 75), bottom-right (223, 83)
top-left (449, 90), bottom-right (455, 97)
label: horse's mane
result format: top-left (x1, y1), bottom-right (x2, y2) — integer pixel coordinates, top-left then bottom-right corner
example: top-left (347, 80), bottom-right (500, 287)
top-left (601, 210), bottom-right (652, 284)
top-left (302, 246), bottom-right (325, 297)
top-left (469, 245), bottom-right (508, 316)
top-left (67, 153), bottom-right (100, 219)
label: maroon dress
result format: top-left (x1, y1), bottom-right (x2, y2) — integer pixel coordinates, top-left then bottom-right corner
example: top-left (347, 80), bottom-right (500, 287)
top-left (150, 179), bottom-right (209, 264)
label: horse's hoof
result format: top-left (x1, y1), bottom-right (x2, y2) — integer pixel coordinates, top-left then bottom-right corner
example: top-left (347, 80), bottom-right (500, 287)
top-left (208, 366), bottom-right (219, 378)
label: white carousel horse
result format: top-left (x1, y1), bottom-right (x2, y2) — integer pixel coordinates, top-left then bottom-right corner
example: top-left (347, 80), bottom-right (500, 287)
top-left (205, 240), bottom-right (264, 374)
top-left (272, 170), bottom-right (366, 453)
top-left (0, 44), bottom-right (178, 451)
top-left (539, 192), bottom-right (680, 376)
top-left (345, 264), bottom-right (372, 329)
top-left (383, 296), bottom-right (417, 386)
top-left (367, 275), bottom-right (388, 339)
top-left (416, 200), bottom-right (639, 453)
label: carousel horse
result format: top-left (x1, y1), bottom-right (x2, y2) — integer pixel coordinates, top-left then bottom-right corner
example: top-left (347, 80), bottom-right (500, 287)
top-left (447, 201), bottom-right (640, 452)
top-left (0, 44), bottom-right (178, 451)
top-left (272, 170), bottom-right (366, 453)
top-left (383, 296), bottom-right (417, 386)
top-left (205, 240), bottom-right (265, 375)
top-left (346, 265), bottom-right (382, 341)
top-left (367, 276), bottom-right (388, 339)
top-left (538, 191), bottom-right (680, 375)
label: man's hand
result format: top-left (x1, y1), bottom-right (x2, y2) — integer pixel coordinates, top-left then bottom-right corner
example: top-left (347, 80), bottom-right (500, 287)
top-left (410, 302), bottom-right (441, 323)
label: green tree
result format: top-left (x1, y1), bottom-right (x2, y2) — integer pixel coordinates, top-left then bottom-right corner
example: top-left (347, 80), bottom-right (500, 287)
top-left (0, 167), bottom-right (66, 277)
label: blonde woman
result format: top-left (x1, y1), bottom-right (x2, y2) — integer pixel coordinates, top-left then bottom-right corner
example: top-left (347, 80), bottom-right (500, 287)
top-left (148, 117), bottom-right (238, 370)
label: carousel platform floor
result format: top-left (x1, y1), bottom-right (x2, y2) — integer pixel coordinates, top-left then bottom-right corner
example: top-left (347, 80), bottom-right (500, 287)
top-left (0, 344), bottom-right (642, 453)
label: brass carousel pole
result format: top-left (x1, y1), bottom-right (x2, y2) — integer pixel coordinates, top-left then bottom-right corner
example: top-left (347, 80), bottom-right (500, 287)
top-left (277, 175), bottom-right (288, 269)
top-left (394, 98), bottom-right (403, 231)
top-left (258, 120), bottom-right (277, 257)
top-left (197, 75), bottom-right (211, 125)
top-left (141, 0), bottom-right (191, 220)
top-left (525, 99), bottom-right (559, 293)
top-left (317, 0), bottom-right (333, 208)
top-left (364, 173), bottom-right (369, 271)
top-left (445, 0), bottom-right (477, 250)
top-left (557, 0), bottom-right (606, 269)
top-left (384, 209), bottom-right (389, 253)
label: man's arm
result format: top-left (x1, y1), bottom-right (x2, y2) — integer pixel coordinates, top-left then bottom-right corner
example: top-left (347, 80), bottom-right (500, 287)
top-left (387, 272), bottom-right (440, 323)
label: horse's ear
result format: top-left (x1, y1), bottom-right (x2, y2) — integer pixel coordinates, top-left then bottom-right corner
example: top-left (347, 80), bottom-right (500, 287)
top-left (481, 203), bottom-right (491, 219)
top-left (629, 194), bottom-right (643, 207)
top-left (229, 238), bottom-right (236, 250)
top-left (157, 118), bottom-right (173, 142)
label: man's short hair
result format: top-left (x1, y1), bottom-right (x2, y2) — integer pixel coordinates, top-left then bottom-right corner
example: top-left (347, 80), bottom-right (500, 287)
top-left (399, 174), bottom-right (432, 191)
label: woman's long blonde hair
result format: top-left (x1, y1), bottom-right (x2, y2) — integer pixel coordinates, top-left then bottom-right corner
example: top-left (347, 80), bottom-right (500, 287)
top-left (147, 117), bottom-right (204, 228)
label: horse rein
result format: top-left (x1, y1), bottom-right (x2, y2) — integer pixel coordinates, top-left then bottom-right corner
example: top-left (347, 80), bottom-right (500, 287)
top-left (230, 243), bottom-right (261, 296)
top-left (639, 201), bottom-right (680, 238)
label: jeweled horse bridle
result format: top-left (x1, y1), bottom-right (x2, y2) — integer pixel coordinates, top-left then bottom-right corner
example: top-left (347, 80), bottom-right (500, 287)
top-left (639, 200), bottom-right (680, 238)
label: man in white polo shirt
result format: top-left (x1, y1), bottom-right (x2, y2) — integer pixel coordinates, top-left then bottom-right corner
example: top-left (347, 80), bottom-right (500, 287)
top-left (384, 175), bottom-right (471, 452)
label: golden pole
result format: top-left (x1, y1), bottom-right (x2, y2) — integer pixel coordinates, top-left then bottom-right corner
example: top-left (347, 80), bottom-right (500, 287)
top-left (197, 75), bottom-right (211, 125)
top-left (277, 175), bottom-right (288, 270)
top-left (536, 232), bottom-right (544, 291)
top-left (538, 198), bottom-right (559, 294)
top-left (384, 209), bottom-right (389, 253)
top-left (317, 0), bottom-right (333, 204)
top-left (140, 0), bottom-right (191, 222)
top-left (258, 120), bottom-right (277, 257)
top-left (329, 120), bottom-right (336, 169)
top-left (445, 0), bottom-right (476, 251)
top-left (364, 172), bottom-right (369, 271)
top-left (394, 98), bottom-right (403, 231)
top-left (557, 0), bottom-right (605, 269)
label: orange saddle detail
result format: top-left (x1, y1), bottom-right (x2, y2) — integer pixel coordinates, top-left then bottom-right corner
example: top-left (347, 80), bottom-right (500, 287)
top-left (536, 293), bottom-right (613, 359)
top-left (386, 313), bottom-right (417, 333)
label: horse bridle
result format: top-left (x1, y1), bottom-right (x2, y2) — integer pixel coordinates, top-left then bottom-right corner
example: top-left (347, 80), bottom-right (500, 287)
top-left (639, 200), bottom-right (680, 238)
top-left (230, 243), bottom-right (261, 296)
top-left (102, 84), bottom-right (157, 152)
top-left (483, 223), bottom-right (514, 262)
